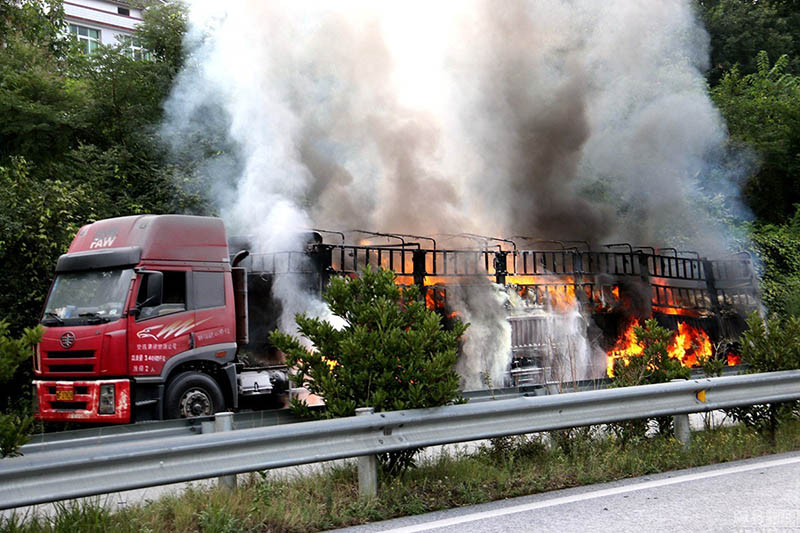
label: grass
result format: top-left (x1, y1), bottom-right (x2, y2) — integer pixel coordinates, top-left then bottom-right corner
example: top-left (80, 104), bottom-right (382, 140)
top-left (5, 419), bottom-right (800, 532)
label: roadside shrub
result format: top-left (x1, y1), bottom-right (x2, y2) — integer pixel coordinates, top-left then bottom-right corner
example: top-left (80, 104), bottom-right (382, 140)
top-left (270, 266), bottom-right (468, 475)
top-left (727, 311), bottom-right (800, 442)
top-left (0, 320), bottom-right (41, 457)
top-left (608, 319), bottom-right (690, 445)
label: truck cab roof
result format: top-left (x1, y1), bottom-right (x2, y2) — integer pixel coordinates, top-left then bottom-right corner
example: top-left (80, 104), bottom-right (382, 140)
top-left (57, 215), bottom-right (229, 271)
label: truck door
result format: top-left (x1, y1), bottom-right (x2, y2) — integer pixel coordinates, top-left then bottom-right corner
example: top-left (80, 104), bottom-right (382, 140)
top-left (128, 269), bottom-right (195, 378)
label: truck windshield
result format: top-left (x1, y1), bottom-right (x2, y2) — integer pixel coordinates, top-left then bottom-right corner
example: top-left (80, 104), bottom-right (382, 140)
top-left (42, 268), bottom-right (134, 326)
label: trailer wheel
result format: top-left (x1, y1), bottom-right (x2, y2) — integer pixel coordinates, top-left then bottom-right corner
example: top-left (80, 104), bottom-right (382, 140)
top-left (165, 371), bottom-right (225, 419)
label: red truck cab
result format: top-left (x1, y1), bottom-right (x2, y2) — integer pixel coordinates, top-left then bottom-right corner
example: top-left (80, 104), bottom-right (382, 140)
top-left (34, 215), bottom-right (238, 423)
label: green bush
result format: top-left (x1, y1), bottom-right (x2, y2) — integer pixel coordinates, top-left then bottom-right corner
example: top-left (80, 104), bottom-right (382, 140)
top-left (749, 218), bottom-right (800, 318)
top-left (727, 311), bottom-right (800, 442)
top-left (0, 319), bottom-right (41, 457)
top-left (270, 266), bottom-right (467, 475)
top-left (608, 319), bottom-right (690, 445)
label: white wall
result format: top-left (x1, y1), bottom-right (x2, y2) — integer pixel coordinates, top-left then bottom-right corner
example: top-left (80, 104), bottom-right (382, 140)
top-left (63, 0), bottom-right (143, 46)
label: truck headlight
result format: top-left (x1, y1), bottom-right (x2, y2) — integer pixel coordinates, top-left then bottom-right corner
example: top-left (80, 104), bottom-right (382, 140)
top-left (99, 383), bottom-right (115, 414)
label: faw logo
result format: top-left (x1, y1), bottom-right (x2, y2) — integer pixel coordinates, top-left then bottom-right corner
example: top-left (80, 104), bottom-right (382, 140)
top-left (89, 236), bottom-right (116, 249)
top-left (89, 228), bottom-right (119, 249)
top-left (136, 318), bottom-right (212, 340)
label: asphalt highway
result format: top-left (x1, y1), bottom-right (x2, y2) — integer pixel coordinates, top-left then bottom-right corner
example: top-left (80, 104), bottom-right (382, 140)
top-left (336, 451), bottom-right (800, 532)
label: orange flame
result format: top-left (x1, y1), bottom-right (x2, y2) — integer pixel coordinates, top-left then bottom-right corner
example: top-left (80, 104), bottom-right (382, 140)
top-left (667, 322), bottom-right (712, 367)
top-left (727, 353), bottom-right (741, 366)
top-left (607, 320), bottom-right (713, 377)
top-left (545, 285), bottom-right (577, 312)
top-left (652, 305), bottom-right (703, 318)
top-left (607, 318), bottom-right (644, 377)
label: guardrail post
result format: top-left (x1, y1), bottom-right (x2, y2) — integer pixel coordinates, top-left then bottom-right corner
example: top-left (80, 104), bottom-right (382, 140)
top-left (673, 412), bottom-right (691, 449)
top-left (670, 380), bottom-right (691, 449)
top-left (356, 407), bottom-right (377, 498)
top-left (213, 412), bottom-right (237, 490)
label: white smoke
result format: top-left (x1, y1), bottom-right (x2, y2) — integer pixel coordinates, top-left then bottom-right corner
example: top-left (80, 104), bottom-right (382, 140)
top-left (449, 283), bottom-right (512, 390)
top-left (540, 302), bottom-right (602, 386)
top-left (161, 1), bottom-right (746, 383)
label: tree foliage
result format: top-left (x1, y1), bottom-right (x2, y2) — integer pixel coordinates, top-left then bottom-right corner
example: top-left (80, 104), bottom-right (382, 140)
top-left (0, 0), bottom-right (208, 339)
top-left (609, 319), bottom-right (691, 445)
top-left (727, 312), bottom-right (800, 442)
top-left (748, 212), bottom-right (800, 317)
top-left (698, 0), bottom-right (800, 84)
top-left (270, 267), bottom-right (467, 474)
top-left (135, 0), bottom-right (188, 74)
top-left (610, 319), bottom-right (691, 389)
top-left (711, 51), bottom-right (800, 223)
top-left (0, 320), bottom-right (41, 457)
top-left (0, 158), bottom-right (100, 332)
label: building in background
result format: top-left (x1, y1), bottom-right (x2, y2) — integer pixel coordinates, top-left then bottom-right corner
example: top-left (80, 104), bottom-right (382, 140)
top-left (63, 0), bottom-right (149, 59)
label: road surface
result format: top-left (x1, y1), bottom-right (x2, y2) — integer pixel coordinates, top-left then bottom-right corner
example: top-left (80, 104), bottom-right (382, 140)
top-left (336, 451), bottom-right (800, 532)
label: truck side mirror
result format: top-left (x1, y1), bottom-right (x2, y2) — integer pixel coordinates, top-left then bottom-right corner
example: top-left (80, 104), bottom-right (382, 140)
top-left (136, 270), bottom-right (163, 310)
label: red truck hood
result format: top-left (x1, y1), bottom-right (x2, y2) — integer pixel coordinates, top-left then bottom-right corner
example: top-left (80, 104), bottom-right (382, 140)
top-left (37, 321), bottom-right (128, 377)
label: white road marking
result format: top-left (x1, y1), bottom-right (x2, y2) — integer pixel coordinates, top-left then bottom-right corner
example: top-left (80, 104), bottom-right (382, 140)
top-left (382, 454), bottom-right (800, 532)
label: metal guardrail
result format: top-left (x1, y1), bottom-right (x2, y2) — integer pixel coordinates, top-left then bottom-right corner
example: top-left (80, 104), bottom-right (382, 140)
top-left (19, 386), bottom-right (579, 456)
top-left (21, 367), bottom-right (741, 455)
top-left (21, 408), bottom-right (306, 455)
top-left (1, 369), bottom-right (797, 510)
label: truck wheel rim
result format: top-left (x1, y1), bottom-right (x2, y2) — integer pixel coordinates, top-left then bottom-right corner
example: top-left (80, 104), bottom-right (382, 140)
top-left (179, 388), bottom-right (212, 417)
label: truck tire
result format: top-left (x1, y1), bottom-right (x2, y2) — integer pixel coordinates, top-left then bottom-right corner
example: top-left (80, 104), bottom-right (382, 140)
top-left (165, 371), bottom-right (225, 419)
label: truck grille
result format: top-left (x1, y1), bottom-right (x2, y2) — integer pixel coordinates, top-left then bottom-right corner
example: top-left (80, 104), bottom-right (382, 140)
top-left (43, 351), bottom-right (96, 374)
top-left (46, 350), bottom-right (94, 359)
top-left (48, 365), bottom-right (95, 373)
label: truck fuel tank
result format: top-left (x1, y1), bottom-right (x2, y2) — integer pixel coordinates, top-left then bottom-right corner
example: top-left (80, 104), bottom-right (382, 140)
top-left (237, 368), bottom-right (289, 396)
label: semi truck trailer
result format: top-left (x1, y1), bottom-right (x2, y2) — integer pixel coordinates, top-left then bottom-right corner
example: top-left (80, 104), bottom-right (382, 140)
top-left (33, 214), bottom-right (760, 423)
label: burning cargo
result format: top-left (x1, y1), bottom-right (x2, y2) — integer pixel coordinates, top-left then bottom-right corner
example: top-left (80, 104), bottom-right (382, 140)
top-left (235, 231), bottom-right (760, 387)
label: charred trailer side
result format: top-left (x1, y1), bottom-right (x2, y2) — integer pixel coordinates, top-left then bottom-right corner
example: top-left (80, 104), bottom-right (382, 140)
top-left (271, 235), bottom-right (761, 387)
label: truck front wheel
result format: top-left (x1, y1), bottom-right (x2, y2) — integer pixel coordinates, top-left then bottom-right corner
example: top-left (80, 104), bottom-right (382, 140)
top-left (165, 371), bottom-right (225, 419)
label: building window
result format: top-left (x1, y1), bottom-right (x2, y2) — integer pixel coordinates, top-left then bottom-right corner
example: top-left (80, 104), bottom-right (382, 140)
top-left (69, 24), bottom-right (101, 54)
top-left (117, 7), bottom-right (130, 16)
top-left (119, 35), bottom-right (151, 61)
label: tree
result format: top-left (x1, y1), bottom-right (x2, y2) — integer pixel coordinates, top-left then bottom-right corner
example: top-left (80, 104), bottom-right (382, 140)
top-left (609, 319), bottom-right (691, 445)
top-left (711, 52), bottom-right (800, 223)
top-left (270, 267), bottom-right (467, 474)
top-left (0, 320), bottom-right (42, 457)
top-left (135, 0), bottom-right (188, 75)
top-left (0, 0), bottom-right (209, 334)
top-left (727, 312), bottom-right (800, 443)
top-left (0, 1), bottom-right (89, 166)
top-left (697, 0), bottom-right (800, 85)
top-left (748, 213), bottom-right (800, 317)
top-left (0, 158), bottom-right (100, 335)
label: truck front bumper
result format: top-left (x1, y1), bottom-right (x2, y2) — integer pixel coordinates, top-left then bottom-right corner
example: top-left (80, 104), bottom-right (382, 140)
top-left (34, 379), bottom-right (131, 423)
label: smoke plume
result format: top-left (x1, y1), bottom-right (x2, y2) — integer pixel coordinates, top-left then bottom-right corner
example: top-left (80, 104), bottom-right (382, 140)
top-left (164, 0), bottom-right (738, 248)
top-left (161, 1), bottom-right (746, 384)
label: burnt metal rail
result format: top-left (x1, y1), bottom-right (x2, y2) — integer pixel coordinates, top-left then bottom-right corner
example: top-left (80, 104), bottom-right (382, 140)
top-left (0, 368), bottom-right (793, 510)
top-left (240, 240), bottom-right (760, 317)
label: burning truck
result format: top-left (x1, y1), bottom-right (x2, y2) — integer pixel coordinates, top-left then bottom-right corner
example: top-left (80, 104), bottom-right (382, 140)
top-left (33, 215), bottom-right (759, 423)
top-left (240, 231), bottom-right (759, 386)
